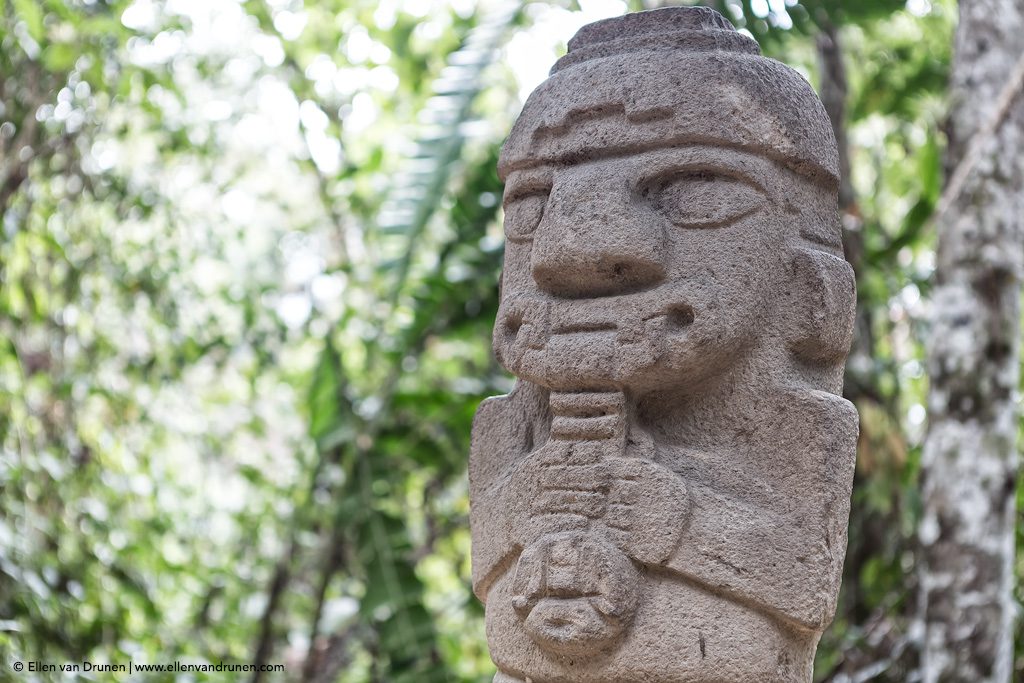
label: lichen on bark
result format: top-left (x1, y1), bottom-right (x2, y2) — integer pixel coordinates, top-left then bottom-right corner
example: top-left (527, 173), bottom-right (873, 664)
top-left (918, 1), bottom-right (1024, 681)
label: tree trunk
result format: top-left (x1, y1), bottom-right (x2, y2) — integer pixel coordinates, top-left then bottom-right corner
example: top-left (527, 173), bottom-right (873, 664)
top-left (918, 1), bottom-right (1024, 681)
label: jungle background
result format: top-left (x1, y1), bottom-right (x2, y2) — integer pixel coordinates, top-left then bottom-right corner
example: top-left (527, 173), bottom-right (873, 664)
top-left (1, 0), bottom-right (1021, 681)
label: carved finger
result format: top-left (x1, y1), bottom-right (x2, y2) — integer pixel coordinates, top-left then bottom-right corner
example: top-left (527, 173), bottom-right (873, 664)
top-left (605, 456), bottom-right (646, 481)
top-left (535, 489), bottom-right (606, 518)
top-left (537, 463), bottom-right (610, 492)
top-left (563, 440), bottom-right (611, 465)
top-left (607, 479), bottom-right (642, 504)
top-left (602, 502), bottom-right (638, 532)
top-left (516, 512), bottom-right (588, 549)
top-left (534, 439), bottom-right (574, 465)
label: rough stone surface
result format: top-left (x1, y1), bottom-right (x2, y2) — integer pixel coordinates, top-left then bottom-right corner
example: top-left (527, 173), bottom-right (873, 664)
top-left (469, 8), bottom-right (858, 682)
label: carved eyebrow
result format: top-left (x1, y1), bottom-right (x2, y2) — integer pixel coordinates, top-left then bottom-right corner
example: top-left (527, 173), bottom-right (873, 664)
top-left (501, 136), bottom-right (815, 185)
top-left (505, 146), bottom-right (774, 195)
top-left (632, 157), bottom-right (767, 195)
top-left (503, 169), bottom-right (554, 203)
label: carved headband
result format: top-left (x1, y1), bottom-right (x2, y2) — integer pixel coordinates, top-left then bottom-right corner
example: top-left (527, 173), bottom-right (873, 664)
top-left (498, 8), bottom-right (839, 187)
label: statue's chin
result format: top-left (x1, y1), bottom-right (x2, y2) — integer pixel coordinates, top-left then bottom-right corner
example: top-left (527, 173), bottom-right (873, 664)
top-left (512, 333), bottom-right (652, 392)
top-left (508, 337), bottom-right (741, 395)
top-left (523, 597), bottom-right (623, 657)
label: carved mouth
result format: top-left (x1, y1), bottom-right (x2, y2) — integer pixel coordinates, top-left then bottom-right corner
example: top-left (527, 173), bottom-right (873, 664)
top-left (495, 292), bottom-right (700, 384)
top-left (501, 297), bottom-right (695, 350)
top-left (546, 303), bottom-right (695, 338)
top-left (552, 321), bottom-right (618, 335)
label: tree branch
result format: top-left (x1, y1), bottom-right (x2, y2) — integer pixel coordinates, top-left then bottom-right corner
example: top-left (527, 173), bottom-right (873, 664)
top-left (930, 48), bottom-right (1024, 226)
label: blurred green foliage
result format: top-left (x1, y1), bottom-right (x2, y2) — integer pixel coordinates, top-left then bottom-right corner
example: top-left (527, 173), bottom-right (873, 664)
top-left (0, 0), bottom-right (1013, 681)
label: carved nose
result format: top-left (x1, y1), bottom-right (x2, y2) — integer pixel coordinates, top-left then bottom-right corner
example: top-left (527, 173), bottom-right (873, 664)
top-left (531, 197), bottom-right (666, 298)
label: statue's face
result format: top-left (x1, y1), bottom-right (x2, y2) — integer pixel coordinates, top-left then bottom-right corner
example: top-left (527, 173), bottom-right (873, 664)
top-left (495, 144), bottom-right (818, 394)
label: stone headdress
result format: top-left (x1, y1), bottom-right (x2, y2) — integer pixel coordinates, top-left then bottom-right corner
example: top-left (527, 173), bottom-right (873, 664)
top-left (499, 7), bottom-right (839, 188)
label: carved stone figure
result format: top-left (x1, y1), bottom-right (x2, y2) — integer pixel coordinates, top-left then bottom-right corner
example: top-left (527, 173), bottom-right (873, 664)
top-left (469, 7), bottom-right (858, 682)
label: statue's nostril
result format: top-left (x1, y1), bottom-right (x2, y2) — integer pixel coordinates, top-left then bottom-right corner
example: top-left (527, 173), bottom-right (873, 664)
top-left (666, 304), bottom-right (695, 330)
top-left (505, 314), bottom-right (522, 340)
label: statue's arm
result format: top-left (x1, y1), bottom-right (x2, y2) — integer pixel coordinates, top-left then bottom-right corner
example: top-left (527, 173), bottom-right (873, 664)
top-left (663, 390), bottom-right (858, 632)
top-left (468, 395), bottom-right (518, 602)
top-left (666, 486), bottom-right (845, 631)
top-left (468, 382), bottom-right (550, 602)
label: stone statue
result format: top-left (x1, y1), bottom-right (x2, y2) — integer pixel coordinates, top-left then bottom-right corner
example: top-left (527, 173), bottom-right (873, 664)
top-left (469, 7), bottom-right (858, 682)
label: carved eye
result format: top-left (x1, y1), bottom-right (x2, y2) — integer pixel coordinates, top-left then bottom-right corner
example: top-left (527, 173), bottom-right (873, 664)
top-left (504, 190), bottom-right (550, 240)
top-left (646, 171), bottom-right (763, 228)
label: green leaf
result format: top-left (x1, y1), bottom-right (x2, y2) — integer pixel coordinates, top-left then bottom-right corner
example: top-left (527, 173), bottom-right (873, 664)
top-left (42, 43), bottom-right (76, 71)
top-left (13, 0), bottom-right (45, 42)
top-left (308, 338), bottom-right (347, 441)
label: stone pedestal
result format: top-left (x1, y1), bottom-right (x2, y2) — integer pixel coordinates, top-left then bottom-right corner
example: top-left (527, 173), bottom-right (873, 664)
top-left (469, 7), bottom-right (858, 682)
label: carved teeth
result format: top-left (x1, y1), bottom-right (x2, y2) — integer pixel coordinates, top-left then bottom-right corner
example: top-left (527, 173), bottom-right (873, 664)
top-left (549, 391), bottom-right (626, 417)
top-left (549, 392), bottom-right (627, 441)
top-left (551, 415), bottom-right (621, 441)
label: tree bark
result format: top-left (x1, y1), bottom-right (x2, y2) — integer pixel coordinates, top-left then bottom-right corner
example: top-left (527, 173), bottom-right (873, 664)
top-left (918, 1), bottom-right (1024, 681)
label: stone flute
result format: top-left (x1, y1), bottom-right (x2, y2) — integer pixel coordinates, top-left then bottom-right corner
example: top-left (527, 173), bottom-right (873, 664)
top-left (469, 7), bottom-right (859, 682)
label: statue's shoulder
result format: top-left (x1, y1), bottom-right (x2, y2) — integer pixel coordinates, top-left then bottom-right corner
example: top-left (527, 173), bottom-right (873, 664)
top-left (472, 392), bottom-right (512, 433)
top-left (770, 386), bottom-right (859, 439)
top-left (470, 382), bottom-right (549, 490)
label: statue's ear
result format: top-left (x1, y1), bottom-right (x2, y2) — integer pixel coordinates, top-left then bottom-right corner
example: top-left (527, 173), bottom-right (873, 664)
top-left (783, 247), bottom-right (856, 365)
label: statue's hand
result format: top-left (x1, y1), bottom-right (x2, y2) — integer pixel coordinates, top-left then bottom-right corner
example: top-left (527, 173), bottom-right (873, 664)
top-left (598, 457), bottom-right (690, 565)
top-left (507, 442), bottom-right (690, 565)
top-left (504, 439), bottom-right (593, 548)
top-left (508, 437), bottom-right (630, 529)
